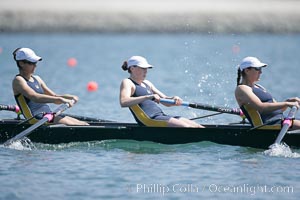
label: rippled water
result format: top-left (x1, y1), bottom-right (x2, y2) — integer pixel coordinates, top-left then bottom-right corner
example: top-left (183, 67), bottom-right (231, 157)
top-left (1, 33), bottom-right (300, 199)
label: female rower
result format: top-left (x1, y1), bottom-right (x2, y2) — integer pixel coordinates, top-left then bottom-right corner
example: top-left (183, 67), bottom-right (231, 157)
top-left (235, 56), bottom-right (300, 129)
top-left (12, 47), bottom-right (89, 125)
top-left (119, 55), bottom-right (204, 128)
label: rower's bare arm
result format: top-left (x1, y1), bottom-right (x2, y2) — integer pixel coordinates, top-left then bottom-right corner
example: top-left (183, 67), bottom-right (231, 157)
top-left (236, 85), bottom-right (295, 113)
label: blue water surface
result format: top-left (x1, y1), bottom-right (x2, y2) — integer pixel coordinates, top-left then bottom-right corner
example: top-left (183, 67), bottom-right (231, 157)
top-left (0, 33), bottom-right (300, 200)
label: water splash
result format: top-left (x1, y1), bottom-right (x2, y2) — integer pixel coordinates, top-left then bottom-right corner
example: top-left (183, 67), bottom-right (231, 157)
top-left (263, 143), bottom-right (300, 158)
top-left (3, 138), bottom-right (36, 151)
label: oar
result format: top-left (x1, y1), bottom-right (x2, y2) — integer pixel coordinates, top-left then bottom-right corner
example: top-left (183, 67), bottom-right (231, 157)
top-left (0, 104), bottom-right (20, 114)
top-left (60, 113), bottom-right (114, 122)
top-left (3, 101), bottom-right (73, 146)
top-left (189, 112), bottom-right (223, 120)
top-left (249, 118), bottom-right (282, 131)
top-left (271, 106), bottom-right (298, 147)
top-left (160, 98), bottom-right (244, 117)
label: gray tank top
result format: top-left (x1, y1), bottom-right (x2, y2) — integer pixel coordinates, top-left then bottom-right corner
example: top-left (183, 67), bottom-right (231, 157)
top-left (129, 78), bottom-right (164, 118)
top-left (15, 75), bottom-right (51, 118)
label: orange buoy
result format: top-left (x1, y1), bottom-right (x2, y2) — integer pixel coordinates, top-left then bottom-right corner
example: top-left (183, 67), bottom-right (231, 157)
top-left (87, 81), bottom-right (98, 92)
top-left (67, 57), bottom-right (77, 67)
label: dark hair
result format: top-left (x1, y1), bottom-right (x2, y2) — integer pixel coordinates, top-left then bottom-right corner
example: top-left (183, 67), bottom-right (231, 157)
top-left (121, 61), bottom-right (132, 73)
top-left (12, 47), bottom-right (22, 68)
top-left (237, 68), bottom-right (247, 86)
top-left (12, 48), bottom-right (21, 61)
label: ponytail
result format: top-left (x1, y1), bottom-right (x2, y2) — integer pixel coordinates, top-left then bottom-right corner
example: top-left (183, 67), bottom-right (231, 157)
top-left (237, 68), bottom-right (247, 86)
top-left (12, 48), bottom-right (21, 61)
top-left (121, 61), bottom-right (132, 73)
top-left (237, 68), bottom-right (242, 86)
top-left (121, 61), bottom-right (128, 71)
top-left (12, 48), bottom-right (22, 68)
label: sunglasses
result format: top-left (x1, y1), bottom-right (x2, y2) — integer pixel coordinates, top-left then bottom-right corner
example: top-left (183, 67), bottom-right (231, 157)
top-left (23, 60), bottom-right (37, 65)
top-left (249, 67), bottom-right (262, 71)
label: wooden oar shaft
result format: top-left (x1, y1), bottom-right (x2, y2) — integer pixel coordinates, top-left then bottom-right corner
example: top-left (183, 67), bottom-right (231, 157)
top-left (3, 102), bottom-right (71, 146)
top-left (274, 106), bottom-right (298, 144)
top-left (160, 98), bottom-right (243, 116)
top-left (0, 104), bottom-right (20, 113)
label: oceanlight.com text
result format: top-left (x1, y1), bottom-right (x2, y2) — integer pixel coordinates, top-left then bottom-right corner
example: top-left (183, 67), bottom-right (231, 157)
top-left (132, 183), bottom-right (294, 196)
top-left (208, 184), bottom-right (293, 195)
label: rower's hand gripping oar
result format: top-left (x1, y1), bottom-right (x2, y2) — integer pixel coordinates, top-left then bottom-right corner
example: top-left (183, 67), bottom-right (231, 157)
top-left (270, 106), bottom-right (298, 147)
top-left (3, 100), bottom-right (74, 146)
top-left (159, 98), bottom-right (245, 117)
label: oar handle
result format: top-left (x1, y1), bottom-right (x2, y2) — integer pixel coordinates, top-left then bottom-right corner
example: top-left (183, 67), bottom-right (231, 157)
top-left (281, 105), bottom-right (298, 129)
top-left (160, 98), bottom-right (244, 117)
top-left (52, 99), bottom-right (74, 116)
top-left (274, 105), bottom-right (298, 145)
top-left (0, 104), bottom-right (20, 113)
top-left (39, 101), bottom-right (72, 122)
top-left (159, 98), bottom-right (189, 106)
top-left (285, 105), bottom-right (298, 120)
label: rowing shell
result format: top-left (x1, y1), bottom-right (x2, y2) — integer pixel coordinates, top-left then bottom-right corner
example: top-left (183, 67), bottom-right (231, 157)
top-left (1, 119), bottom-right (300, 149)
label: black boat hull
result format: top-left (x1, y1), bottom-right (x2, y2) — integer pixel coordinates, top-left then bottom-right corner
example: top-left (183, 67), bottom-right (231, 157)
top-left (1, 119), bottom-right (299, 149)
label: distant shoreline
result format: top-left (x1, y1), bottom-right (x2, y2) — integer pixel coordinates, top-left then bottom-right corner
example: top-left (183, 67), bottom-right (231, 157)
top-left (1, 11), bottom-right (300, 33)
top-left (1, 0), bottom-right (300, 33)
